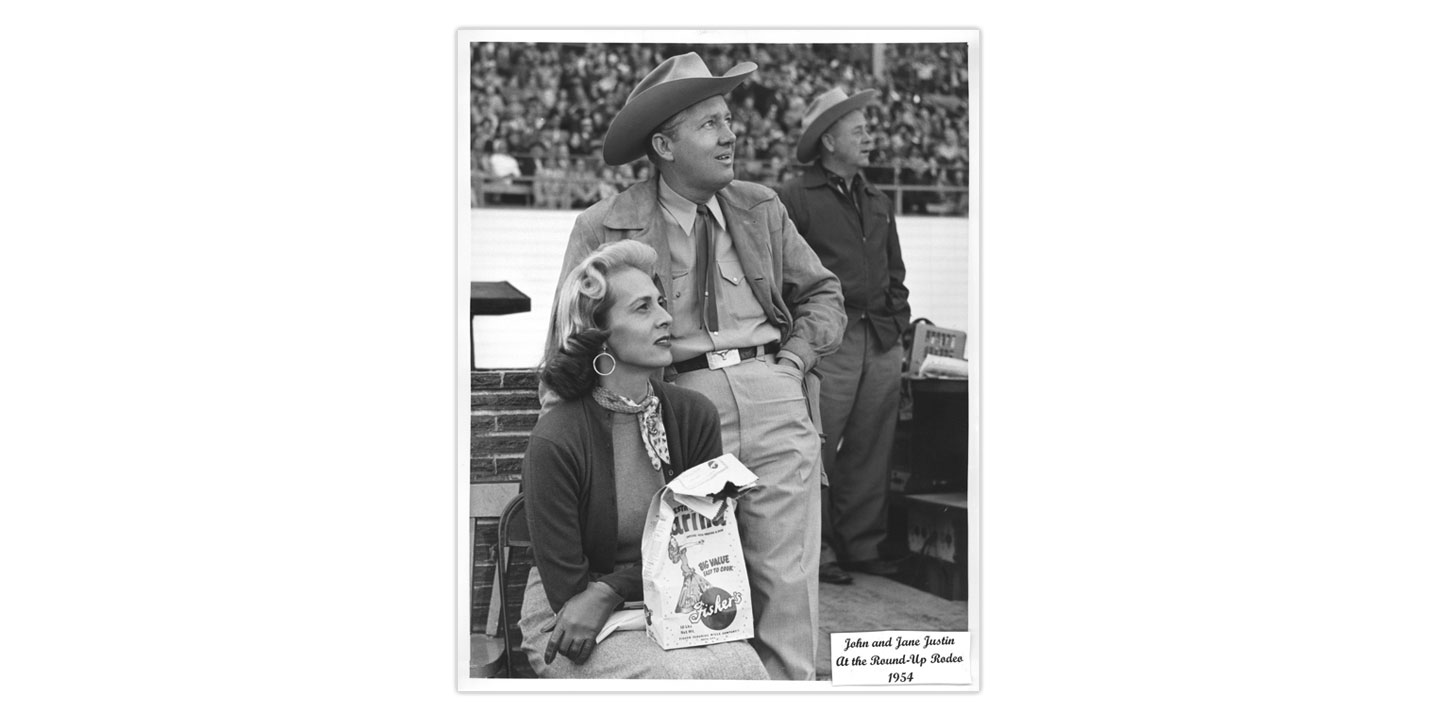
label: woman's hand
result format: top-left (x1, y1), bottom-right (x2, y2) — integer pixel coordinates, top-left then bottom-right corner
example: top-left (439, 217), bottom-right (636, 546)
top-left (544, 581), bottom-right (623, 665)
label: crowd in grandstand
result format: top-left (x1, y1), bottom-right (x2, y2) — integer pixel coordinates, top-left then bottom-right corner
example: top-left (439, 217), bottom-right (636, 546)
top-left (471, 42), bottom-right (968, 215)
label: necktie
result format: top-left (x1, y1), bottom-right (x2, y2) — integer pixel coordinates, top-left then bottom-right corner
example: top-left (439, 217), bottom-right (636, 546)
top-left (694, 205), bottom-right (721, 333)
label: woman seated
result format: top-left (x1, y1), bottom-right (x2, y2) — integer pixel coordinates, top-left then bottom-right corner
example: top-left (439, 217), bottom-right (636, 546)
top-left (519, 240), bottom-right (768, 680)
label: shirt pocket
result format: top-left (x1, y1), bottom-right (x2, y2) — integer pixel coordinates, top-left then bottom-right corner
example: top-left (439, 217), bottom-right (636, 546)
top-left (717, 260), bottom-right (766, 324)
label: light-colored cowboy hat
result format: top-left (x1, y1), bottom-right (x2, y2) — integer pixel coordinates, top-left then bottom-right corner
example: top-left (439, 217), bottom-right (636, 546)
top-left (795, 88), bottom-right (880, 164)
top-left (601, 52), bottom-right (756, 166)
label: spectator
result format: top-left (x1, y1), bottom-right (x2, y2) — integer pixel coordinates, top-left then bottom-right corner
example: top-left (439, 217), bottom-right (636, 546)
top-left (531, 153), bottom-right (561, 209)
top-left (478, 138), bottom-right (525, 206)
top-left (469, 42), bottom-right (968, 214)
top-left (596, 166), bottom-right (621, 201)
top-left (778, 88), bottom-right (912, 587)
top-left (493, 138), bottom-right (522, 177)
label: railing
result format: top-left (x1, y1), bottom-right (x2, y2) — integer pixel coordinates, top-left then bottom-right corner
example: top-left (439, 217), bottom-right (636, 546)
top-left (472, 155), bottom-right (967, 216)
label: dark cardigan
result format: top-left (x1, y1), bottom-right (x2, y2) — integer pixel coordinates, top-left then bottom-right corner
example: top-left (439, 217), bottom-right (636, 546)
top-left (522, 381), bottom-right (724, 613)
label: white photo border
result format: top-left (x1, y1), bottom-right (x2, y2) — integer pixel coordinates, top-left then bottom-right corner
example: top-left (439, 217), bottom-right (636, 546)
top-left (455, 27), bottom-right (980, 692)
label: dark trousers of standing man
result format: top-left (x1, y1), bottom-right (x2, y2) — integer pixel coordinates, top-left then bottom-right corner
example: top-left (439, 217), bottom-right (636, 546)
top-left (818, 309), bottom-right (903, 567)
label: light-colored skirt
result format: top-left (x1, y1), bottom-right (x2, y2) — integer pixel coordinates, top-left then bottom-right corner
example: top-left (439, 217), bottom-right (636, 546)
top-left (518, 567), bottom-right (769, 680)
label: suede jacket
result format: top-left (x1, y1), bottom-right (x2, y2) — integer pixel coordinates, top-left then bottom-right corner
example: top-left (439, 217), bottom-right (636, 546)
top-left (544, 175), bottom-right (845, 378)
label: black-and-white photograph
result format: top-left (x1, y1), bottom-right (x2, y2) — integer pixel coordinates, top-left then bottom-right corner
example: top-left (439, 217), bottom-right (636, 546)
top-left (457, 28), bottom-right (978, 689)
top-left (19, 3), bottom-right (1440, 716)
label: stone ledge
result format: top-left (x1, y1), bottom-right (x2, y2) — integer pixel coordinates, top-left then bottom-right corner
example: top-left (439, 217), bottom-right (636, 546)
top-left (471, 391), bottom-right (540, 411)
top-left (471, 434), bottom-right (531, 455)
top-left (471, 472), bottom-right (523, 485)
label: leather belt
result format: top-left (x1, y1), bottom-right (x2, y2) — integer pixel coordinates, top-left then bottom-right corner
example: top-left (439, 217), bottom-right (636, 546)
top-left (672, 342), bottom-right (781, 374)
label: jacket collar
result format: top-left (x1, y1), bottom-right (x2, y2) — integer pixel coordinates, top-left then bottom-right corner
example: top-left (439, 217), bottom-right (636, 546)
top-left (801, 163), bottom-right (881, 197)
top-left (601, 175), bottom-right (661, 231)
top-left (602, 173), bottom-right (772, 232)
top-left (802, 164), bottom-right (832, 189)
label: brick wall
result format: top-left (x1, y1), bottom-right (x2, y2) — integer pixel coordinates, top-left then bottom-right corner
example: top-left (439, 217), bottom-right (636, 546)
top-left (470, 368), bottom-right (539, 678)
top-left (470, 368), bottom-right (539, 482)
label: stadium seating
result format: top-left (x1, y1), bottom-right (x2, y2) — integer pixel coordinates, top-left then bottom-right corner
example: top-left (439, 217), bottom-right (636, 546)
top-left (470, 42), bottom-right (968, 215)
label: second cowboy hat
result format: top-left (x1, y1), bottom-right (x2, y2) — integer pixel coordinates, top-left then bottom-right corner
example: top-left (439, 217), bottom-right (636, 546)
top-left (602, 52), bottom-right (757, 166)
top-left (795, 87), bottom-right (880, 164)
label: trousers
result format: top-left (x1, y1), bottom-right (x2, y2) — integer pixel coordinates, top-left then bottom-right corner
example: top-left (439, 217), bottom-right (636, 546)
top-left (671, 354), bottom-right (823, 680)
top-left (518, 568), bottom-right (767, 679)
top-left (818, 314), bottom-right (903, 566)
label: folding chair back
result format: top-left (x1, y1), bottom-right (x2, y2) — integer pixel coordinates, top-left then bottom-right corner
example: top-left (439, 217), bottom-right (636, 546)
top-left (496, 494), bottom-right (532, 678)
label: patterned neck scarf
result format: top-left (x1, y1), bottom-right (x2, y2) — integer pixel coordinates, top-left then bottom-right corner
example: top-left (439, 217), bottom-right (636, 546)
top-left (592, 385), bottom-right (671, 472)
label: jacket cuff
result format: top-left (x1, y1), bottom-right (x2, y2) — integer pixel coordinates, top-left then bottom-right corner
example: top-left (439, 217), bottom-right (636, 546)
top-left (595, 569), bottom-right (642, 602)
top-left (777, 343), bottom-right (816, 373)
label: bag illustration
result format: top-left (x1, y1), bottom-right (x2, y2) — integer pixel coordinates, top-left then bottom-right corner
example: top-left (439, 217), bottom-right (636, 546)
top-left (641, 453), bottom-right (757, 649)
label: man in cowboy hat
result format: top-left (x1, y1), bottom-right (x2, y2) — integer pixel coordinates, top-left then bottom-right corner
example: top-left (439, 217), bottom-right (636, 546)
top-left (778, 88), bottom-right (912, 586)
top-left (541, 52), bottom-right (844, 681)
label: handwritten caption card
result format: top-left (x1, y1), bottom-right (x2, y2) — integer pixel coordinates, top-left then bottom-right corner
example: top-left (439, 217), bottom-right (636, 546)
top-left (829, 631), bottom-right (971, 686)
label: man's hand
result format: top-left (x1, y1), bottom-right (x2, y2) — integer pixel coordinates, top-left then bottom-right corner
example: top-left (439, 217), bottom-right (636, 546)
top-left (544, 582), bottom-right (622, 665)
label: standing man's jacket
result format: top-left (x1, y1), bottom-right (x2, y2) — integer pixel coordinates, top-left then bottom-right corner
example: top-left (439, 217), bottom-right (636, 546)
top-left (777, 165), bottom-right (911, 351)
top-left (542, 174), bottom-right (846, 414)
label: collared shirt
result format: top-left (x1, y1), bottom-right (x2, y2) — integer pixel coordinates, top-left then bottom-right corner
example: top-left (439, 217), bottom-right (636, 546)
top-left (823, 167), bottom-right (866, 209)
top-left (657, 176), bottom-right (781, 363)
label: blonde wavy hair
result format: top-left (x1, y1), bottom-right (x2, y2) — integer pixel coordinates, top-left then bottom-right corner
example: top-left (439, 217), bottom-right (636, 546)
top-left (542, 240), bottom-right (659, 399)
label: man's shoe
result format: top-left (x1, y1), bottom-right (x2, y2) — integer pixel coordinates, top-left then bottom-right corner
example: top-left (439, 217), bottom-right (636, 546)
top-left (845, 558), bottom-right (902, 577)
top-left (819, 562), bottom-right (853, 585)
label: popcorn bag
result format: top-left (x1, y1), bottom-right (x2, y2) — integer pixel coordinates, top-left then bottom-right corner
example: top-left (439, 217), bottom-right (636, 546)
top-left (641, 453), bottom-right (758, 650)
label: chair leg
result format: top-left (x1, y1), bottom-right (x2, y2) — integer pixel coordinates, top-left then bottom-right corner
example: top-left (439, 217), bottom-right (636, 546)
top-left (497, 549), bottom-right (513, 678)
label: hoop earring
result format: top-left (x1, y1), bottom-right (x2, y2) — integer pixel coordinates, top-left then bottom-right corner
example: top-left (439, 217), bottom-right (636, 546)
top-left (592, 345), bottom-right (616, 376)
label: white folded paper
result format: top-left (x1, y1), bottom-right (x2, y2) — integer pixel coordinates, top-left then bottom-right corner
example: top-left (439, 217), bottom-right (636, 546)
top-left (596, 608), bottom-right (646, 643)
top-left (918, 354), bottom-right (969, 379)
top-left (664, 453), bottom-right (759, 520)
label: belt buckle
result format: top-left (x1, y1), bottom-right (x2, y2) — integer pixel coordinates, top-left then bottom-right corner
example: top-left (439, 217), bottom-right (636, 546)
top-left (706, 348), bottom-right (741, 370)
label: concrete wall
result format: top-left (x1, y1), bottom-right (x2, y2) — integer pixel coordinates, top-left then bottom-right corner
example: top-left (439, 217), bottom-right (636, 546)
top-left (470, 208), bottom-right (969, 369)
